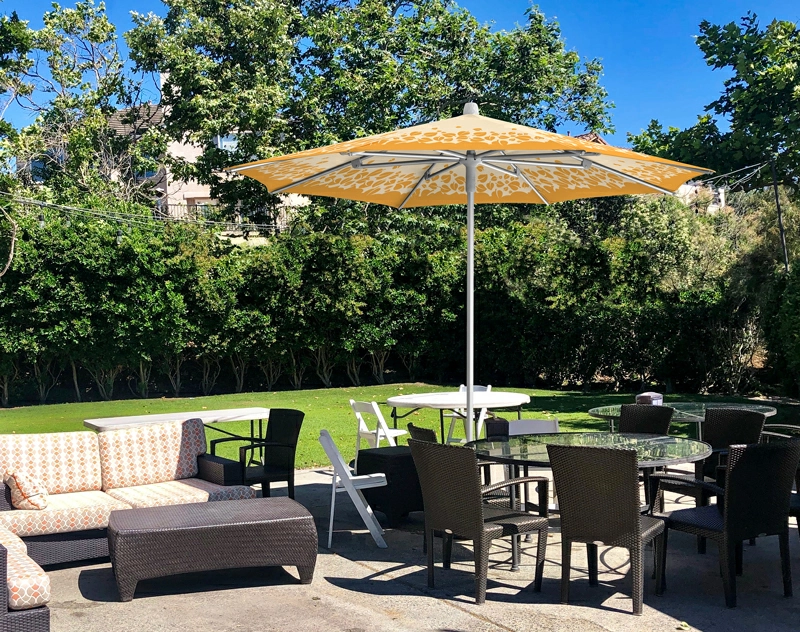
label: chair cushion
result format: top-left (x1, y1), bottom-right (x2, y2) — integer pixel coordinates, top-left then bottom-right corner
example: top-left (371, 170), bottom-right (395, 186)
top-left (0, 432), bottom-right (102, 494)
top-left (5, 472), bottom-right (48, 510)
top-left (104, 478), bottom-right (256, 509)
top-left (663, 505), bottom-right (724, 536)
top-left (6, 548), bottom-right (50, 610)
top-left (98, 419), bottom-right (207, 490)
top-left (0, 525), bottom-right (26, 554)
top-left (0, 491), bottom-right (131, 537)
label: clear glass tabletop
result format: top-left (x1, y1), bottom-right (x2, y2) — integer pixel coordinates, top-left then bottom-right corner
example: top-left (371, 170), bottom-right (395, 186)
top-left (587, 402), bottom-right (777, 423)
top-left (470, 432), bottom-right (712, 469)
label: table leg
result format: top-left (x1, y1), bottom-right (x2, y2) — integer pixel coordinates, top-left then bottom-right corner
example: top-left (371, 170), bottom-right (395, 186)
top-left (439, 410), bottom-right (446, 444)
top-left (391, 407), bottom-right (398, 429)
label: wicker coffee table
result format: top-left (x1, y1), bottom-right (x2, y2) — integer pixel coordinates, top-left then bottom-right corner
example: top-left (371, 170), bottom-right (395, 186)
top-left (107, 497), bottom-right (317, 601)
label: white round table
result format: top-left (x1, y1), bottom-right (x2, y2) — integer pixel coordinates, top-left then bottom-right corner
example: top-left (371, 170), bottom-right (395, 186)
top-left (386, 391), bottom-right (531, 442)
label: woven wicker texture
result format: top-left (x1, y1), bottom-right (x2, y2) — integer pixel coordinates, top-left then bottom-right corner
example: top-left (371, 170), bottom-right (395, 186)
top-left (24, 530), bottom-right (109, 566)
top-left (107, 497), bottom-right (317, 601)
top-left (407, 423), bottom-right (438, 443)
top-left (618, 405), bottom-right (674, 435)
top-left (547, 444), bottom-right (665, 615)
top-left (408, 439), bottom-right (548, 604)
top-left (658, 440), bottom-right (800, 607)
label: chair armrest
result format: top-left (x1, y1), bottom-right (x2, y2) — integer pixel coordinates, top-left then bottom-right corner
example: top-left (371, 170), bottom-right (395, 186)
top-left (197, 454), bottom-right (244, 486)
top-left (238, 441), bottom-right (296, 461)
top-left (481, 476), bottom-right (548, 496)
top-left (209, 436), bottom-right (252, 456)
top-left (650, 472), bottom-right (724, 497)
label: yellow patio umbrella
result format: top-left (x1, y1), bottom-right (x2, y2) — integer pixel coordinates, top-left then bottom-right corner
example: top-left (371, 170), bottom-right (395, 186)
top-left (229, 103), bottom-right (711, 440)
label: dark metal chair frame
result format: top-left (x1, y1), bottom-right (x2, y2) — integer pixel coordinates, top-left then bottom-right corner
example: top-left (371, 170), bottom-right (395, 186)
top-left (408, 439), bottom-right (549, 605)
top-left (652, 440), bottom-right (800, 608)
top-left (547, 444), bottom-right (666, 616)
top-left (210, 408), bottom-right (305, 498)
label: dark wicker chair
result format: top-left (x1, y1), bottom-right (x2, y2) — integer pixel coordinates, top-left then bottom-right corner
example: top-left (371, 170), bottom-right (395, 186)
top-left (210, 409), bottom-right (305, 498)
top-left (408, 440), bottom-right (549, 605)
top-left (655, 408), bottom-right (765, 515)
top-left (654, 440), bottom-right (800, 608)
top-left (407, 423), bottom-right (439, 443)
top-left (618, 404), bottom-right (674, 435)
top-left (760, 425), bottom-right (800, 542)
top-left (547, 444), bottom-right (666, 616)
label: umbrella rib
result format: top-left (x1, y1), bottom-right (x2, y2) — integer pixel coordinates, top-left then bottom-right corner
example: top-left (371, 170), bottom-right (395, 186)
top-left (489, 157), bottom-right (585, 169)
top-left (427, 162), bottom-right (460, 180)
top-left (399, 165), bottom-right (434, 209)
top-left (581, 158), bottom-right (675, 195)
top-left (354, 158), bottom-right (454, 168)
top-left (270, 160), bottom-right (356, 195)
top-left (513, 167), bottom-right (550, 205)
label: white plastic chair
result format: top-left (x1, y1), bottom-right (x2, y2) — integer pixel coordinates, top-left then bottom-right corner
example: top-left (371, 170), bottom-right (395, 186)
top-left (444, 384), bottom-right (491, 444)
top-left (319, 430), bottom-right (388, 549)
top-left (350, 399), bottom-right (407, 471)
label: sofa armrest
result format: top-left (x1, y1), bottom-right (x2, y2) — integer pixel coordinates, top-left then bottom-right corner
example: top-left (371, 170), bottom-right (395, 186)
top-left (197, 454), bottom-right (244, 486)
top-left (0, 485), bottom-right (12, 512)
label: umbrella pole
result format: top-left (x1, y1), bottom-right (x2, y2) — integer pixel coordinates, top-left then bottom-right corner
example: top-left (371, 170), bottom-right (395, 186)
top-left (465, 154), bottom-right (477, 442)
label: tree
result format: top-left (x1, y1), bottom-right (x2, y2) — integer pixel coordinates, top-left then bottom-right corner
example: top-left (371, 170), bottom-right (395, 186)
top-left (6, 1), bottom-right (165, 203)
top-left (127, 0), bottom-right (612, 221)
top-left (629, 13), bottom-right (800, 186)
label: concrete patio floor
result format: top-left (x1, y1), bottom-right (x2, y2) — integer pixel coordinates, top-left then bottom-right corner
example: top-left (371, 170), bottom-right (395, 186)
top-left (47, 467), bottom-right (799, 632)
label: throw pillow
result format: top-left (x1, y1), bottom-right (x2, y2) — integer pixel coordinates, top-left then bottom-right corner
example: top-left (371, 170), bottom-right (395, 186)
top-left (4, 471), bottom-right (49, 510)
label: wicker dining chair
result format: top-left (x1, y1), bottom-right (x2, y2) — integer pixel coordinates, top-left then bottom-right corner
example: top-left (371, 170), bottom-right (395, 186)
top-left (653, 439), bottom-right (800, 608)
top-left (618, 404), bottom-right (675, 435)
top-left (210, 408), bottom-right (305, 499)
top-left (760, 425), bottom-right (800, 542)
top-left (407, 423), bottom-right (439, 443)
top-left (408, 439), bottom-right (549, 605)
top-left (655, 408), bottom-right (765, 516)
top-left (547, 444), bottom-right (666, 616)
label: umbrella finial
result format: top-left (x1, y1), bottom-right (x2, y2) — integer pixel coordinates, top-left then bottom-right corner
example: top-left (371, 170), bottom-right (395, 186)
top-left (463, 102), bottom-right (479, 115)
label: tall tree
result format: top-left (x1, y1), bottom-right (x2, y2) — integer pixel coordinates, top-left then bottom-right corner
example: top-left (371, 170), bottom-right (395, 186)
top-left (126, 0), bottom-right (612, 221)
top-left (629, 13), bottom-right (800, 187)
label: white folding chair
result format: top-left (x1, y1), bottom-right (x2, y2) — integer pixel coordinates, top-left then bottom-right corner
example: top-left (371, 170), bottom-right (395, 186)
top-left (350, 399), bottom-right (407, 471)
top-left (319, 430), bottom-right (388, 549)
top-left (444, 384), bottom-right (491, 444)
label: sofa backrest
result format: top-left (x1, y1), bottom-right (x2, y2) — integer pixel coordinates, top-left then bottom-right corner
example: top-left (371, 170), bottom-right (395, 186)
top-left (98, 418), bottom-right (207, 491)
top-left (0, 432), bottom-right (102, 494)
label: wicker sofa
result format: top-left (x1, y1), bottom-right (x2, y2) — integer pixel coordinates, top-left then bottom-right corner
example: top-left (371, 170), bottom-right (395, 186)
top-left (0, 418), bottom-right (255, 625)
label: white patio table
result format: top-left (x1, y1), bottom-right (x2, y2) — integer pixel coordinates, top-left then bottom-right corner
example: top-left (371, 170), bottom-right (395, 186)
top-left (386, 391), bottom-right (530, 443)
top-left (84, 407), bottom-right (270, 455)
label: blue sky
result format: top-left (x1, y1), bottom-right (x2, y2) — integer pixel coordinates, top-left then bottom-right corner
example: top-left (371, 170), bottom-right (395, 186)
top-left (5, 0), bottom-right (799, 145)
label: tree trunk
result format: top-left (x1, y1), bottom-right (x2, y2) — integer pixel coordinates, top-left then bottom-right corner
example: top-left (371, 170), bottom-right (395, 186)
top-left (0, 374), bottom-right (9, 407)
top-left (86, 365), bottom-right (122, 401)
top-left (312, 346), bottom-right (334, 388)
top-left (33, 358), bottom-right (62, 404)
top-left (258, 357), bottom-right (282, 391)
top-left (370, 350), bottom-right (390, 384)
top-left (70, 359), bottom-right (82, 402)
top-left (399, 350), bottom-right (420, 381)
top-left (346, 354), bottom-right (362, 386)
top-left (287, 350), bottom-right (306, 390)
top-left (165, 353), bottom-right (184, 397)
top-left (230, 352), bottom-right (248, 393)
top-left (201, 357), bottom-right (221, 396)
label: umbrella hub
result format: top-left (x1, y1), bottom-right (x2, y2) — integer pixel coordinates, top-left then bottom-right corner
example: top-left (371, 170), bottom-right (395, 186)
top-left (463, 102), bottom-right (480, 116)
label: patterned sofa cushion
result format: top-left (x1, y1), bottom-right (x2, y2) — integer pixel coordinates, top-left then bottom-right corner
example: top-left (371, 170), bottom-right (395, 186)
top-left (105, 478), bottom-right (256, 509)
top-left (0, 490), bottom-right (131, 537)
top-left (98, 419), bottom-right (207, 491)
top-left (5, 548), bottom-right (50, 610)
top-left (0, 432), bottom-right (102, 494)
top-left (0, 526), bottom-right (26, 555)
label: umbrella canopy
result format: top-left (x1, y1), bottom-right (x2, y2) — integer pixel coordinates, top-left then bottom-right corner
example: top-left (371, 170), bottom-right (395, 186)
top-left (230, 103), bottom-right (711, 439)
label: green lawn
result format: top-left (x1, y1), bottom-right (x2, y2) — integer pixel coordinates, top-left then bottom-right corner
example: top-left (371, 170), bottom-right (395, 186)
top-left (1, 384), bottom-right (796, 468)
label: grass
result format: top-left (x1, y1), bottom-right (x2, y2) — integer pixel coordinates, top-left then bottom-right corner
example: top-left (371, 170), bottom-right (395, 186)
top-left (0, 384), bottom-right (797, 468)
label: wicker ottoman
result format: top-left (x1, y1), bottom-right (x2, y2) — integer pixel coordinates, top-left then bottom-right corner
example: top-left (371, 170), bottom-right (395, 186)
top-left (357, 446), bottom-right (424, 526)
top-left (107, 497), bottom-right (317, 601)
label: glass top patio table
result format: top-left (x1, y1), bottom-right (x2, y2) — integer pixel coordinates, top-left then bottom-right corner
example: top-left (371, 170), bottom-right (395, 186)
top-left (469, 432), bottom-right (712, 469)
top-left (587, 402), bottom-right (777, 424)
